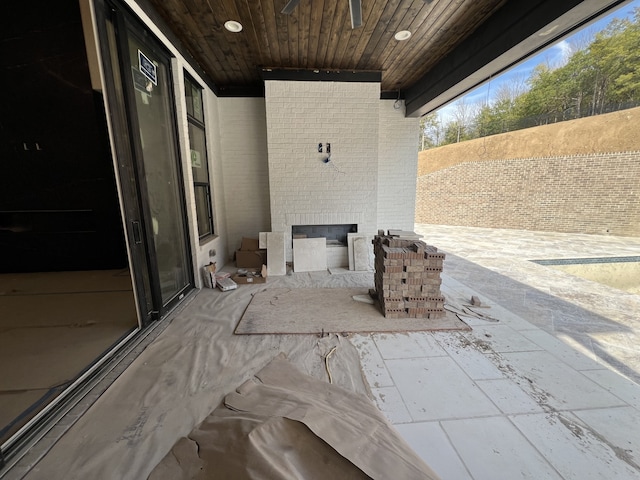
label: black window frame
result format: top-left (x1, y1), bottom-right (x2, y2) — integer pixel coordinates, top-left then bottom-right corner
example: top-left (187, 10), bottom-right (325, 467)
top-left (184, 73), bottom-right (214, 240)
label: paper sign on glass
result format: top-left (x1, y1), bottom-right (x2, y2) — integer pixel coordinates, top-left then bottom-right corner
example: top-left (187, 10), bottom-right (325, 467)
top-left (138, 50), bottom-right (157, 85)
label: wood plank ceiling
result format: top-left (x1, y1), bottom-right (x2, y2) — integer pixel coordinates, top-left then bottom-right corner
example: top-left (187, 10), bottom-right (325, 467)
top-left (147, 0), bottom-right (509, 95)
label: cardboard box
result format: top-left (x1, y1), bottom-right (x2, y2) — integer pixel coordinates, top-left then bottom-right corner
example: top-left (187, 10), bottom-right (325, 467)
top-left (235, 249), bottom-right (267, 268)
top-left (240, 237), bottom-right (260, 251)
top-left (201, 262), bottom-right (217, 288)
top-left (232, 265), bottom-right (267, 284)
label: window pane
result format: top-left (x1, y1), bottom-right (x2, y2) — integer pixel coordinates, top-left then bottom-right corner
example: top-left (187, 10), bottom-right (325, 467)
top-left (194, 185), bottom-right (212, 238)
top-left (184, 77), bottom-right (204, 123)
top-left (188, 123), bottom-right (209, 183)
top-left (184, 78), bottom-right (195, 118)
top-left (185, 74), bottom-right (212, 237)
top-left (191, 85), bottom-right (204, 122)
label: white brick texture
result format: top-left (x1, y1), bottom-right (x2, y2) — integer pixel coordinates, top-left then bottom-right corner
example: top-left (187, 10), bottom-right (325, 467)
top-left (265, 81), bottom-right (380, 259)
top-left (218, 98), bottom-right (271, 256)
top-left (378, 100), bottom-right (420, 231)
top-left (214, 82), bottom-right (421, 263)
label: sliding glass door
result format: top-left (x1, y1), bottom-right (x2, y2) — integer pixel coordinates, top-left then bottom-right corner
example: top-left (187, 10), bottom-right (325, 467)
top-left (98, 1), bottom-right (193, 322)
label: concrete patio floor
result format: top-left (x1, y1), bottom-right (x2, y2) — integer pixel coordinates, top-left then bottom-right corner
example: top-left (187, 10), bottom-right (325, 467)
top-left (351, 224), bottom-right (640, 479)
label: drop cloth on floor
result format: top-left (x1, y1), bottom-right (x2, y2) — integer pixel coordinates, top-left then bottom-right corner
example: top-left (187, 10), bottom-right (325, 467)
top-left (149, 355), bottom-right (440, 480)
top-left (23, 270), bottom-right (379, 480)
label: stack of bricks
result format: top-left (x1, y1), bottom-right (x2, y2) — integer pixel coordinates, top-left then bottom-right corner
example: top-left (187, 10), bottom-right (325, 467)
top-left (372, 233), bottom-right (446, 319)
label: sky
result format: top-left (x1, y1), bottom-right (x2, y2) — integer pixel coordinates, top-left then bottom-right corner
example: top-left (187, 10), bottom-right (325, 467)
top-left (435, 0), bottom-right (640, 123)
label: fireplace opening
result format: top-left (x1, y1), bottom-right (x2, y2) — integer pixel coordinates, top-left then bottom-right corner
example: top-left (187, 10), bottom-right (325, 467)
top-left (291, 224), bottom-right (357, 246)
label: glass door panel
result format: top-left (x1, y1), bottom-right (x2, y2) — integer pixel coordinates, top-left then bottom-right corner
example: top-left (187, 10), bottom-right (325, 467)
top-left (104, 17), bottom-right (155, 321)
top-left (124, 33), bottom-right (191, 304)
top-left (97, 0), bottom-right (193, 318)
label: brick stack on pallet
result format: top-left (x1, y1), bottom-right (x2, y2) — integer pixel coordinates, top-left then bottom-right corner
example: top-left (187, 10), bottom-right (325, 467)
top-left (372, 231), bottom-right (446, 319)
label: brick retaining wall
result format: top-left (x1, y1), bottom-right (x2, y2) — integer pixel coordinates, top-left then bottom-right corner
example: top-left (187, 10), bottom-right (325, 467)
top-left (415, 152), bottom-right (640, 237)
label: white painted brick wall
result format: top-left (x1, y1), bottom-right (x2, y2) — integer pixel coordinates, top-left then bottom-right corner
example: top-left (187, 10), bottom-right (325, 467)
top-left (265, 81), bottom-right (380, 260)
top-left (377, 99), bottom-right (420, 231)
top-left (217, 98), bottom-right (271, 258)
top-left (198, 88), bottom-right (227, 272)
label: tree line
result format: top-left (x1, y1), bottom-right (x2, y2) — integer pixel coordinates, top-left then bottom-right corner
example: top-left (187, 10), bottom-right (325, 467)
top-left (420, 7), bottom-right (640, 150)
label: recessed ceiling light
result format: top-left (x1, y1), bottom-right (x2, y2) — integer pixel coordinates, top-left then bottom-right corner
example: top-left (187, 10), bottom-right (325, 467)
top-left (224, 20), bottom-right (243, 33)
top-left (394, 30), bottom-right (412, 41)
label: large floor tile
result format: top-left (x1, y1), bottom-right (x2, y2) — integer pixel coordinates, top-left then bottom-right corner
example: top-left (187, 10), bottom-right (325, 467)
top-left (441, 416), bottom-right (562, 480)
top-left (580, 368), bottom-right (640, 409)
top-left (436, 334), bottom-right (506, 380)
top-left (572, 406), bottom-right (640, 466)
top-left (395, 422), bottom-right (472, 480)
top-left (370, 386), bottom-right (412, 424)
top-left (465, 325), bottom-right (543, 353)
top-left (480, 304), bottom-right (541, 331)
top-left (386, 357), bottom-right (500, 421)
top-left (476, 379), bottom-right (544, 414)
top-left (349, 334), bottom-right (394, 388)
top-left (411, 332), bottom-right (450, 356)
top-left (371, 332), bottom-right (447, 359)
top-left (501, 351), bottom-right (626, 410)
top-left (518, 329), bottom-right (601, 370)
top-left (442, 276), bottom-right (539, 331)
top-left (511, 413), bottom-right (640, 479)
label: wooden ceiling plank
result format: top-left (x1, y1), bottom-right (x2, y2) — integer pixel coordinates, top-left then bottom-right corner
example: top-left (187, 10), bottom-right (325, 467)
top-left (324, 0), bottom-right (350, 68)
top-left (232, 0), bottom-right (268, 67)
top-left (251, 0), bottom-right (275, 66)
top-left (355, 0), bottom-right (406, 70)
top-left (315, 0), bottom-right (338, 68)
top-left (393, 0), bottom-right (506, 90)
top-left (384, 0), bottom-right (465, 72)
top-left (334, 0), bottom-right (380, 69)
top-left (373, 0), bottom-right (441, 89)
top-left (307, 0), bottom-right (326, 68)
top-left (373, 0), bottom-right (431, 73)
top-left (286, 9), bottom-right (299, 66)
top-left (261, 0), bottom-right (283, 66)
top-left (297, 0), bottom-right (310, 67)
top-left (346, 0), bottom-right (389, 70)
top-left (179, 0), bottom-right (250, 84)
top-left (382, 0), bottom-right (473, 90)
top-left (211, 0), bottom-right (258, 84)
top-left (274, 1), bottom-right (292, 65)
top-left (159, 0), bottom-right (234, 85)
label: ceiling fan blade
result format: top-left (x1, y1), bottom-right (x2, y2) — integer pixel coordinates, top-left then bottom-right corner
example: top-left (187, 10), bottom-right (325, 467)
top-left (349, 0), bottom-right (362, 29)
top-left (281, 0), bottom-right (302, 14)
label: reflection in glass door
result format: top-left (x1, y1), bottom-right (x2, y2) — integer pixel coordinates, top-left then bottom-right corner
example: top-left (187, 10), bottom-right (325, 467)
top-left (124, 34), bottom-right (191, 304)
top-left (99, 1), bottom-right (193, 316)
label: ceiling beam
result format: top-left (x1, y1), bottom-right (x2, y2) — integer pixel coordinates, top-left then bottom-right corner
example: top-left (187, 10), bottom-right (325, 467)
top-left (404, 0), bottom-right (631, 117)
top-left (260, 69), bottom-right (381, 83)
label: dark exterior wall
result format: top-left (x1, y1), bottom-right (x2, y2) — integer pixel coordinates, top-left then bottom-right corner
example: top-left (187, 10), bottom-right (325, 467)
top-left (415, 152), bottom-right (640, 237)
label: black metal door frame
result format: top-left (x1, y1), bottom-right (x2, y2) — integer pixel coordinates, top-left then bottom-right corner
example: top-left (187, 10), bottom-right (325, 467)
top-left (95, 0), bottom-right (194, 323)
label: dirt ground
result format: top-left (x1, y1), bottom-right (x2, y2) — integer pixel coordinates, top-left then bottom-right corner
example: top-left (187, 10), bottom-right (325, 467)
top-left (418, 106), bottom-right (640, 175)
